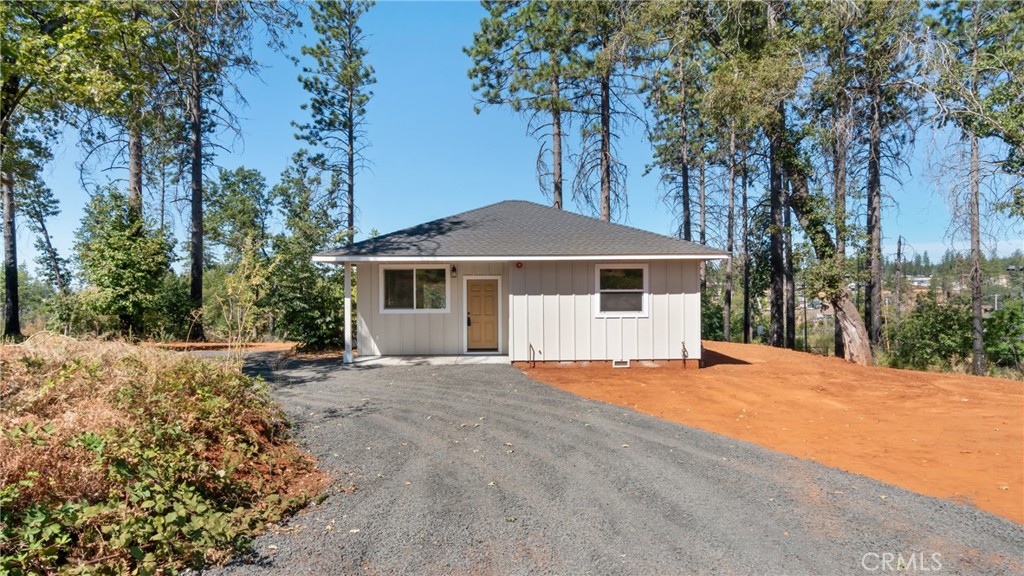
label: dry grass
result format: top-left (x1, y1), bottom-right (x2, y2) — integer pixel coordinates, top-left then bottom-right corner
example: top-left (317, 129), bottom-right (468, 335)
top-left (0, 333), bottom-right (328, 572)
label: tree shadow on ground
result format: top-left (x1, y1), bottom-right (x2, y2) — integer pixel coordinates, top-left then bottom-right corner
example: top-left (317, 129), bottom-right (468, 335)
top-left (242, 355), bottom-right (380, 387)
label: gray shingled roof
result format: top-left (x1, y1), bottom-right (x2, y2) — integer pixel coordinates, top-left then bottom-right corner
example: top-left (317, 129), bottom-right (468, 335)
top-left (313, 200), bottom-right (729, 261)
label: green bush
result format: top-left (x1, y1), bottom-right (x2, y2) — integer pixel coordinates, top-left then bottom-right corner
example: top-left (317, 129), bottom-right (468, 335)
top-left (701, 291), bottom-right (725, 341)
top-left (985, 300), bottom-right (1024, 371)
top-left (887, 293), bottom-right (972, 371)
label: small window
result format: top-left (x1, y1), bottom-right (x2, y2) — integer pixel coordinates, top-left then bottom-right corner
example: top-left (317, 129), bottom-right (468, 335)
top-left (382, 266), bottom-right (449, 312)
top-left (596, 265), bottom-right (648, 317)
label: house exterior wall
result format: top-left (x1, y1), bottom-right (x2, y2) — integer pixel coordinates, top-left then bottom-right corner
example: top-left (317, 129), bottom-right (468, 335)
top-left (507, 260), bottom-right (702, 362)
top-left (355, 261), bottom-right (509, 356)
top-left (354, 259), bottom-right (702, 362)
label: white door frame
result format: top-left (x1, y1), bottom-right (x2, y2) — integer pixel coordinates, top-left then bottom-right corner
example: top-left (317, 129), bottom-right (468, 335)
top-left (462, 275), bottom-right (503, 354)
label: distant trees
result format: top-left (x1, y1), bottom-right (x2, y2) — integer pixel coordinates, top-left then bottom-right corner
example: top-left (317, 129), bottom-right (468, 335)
top-left (465, 0), bottom-right (1021, 370)
top-left (2, 1), bottom-right (1019, 378)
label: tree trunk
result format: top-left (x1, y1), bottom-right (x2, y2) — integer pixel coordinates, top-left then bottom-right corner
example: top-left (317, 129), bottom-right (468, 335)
top-left (834, 293), bottom-right (872, 366)
top-left (30, 212), bottom-right (67, 294)
top-left (768, 110), bottom-right (786, 348)
top-left (741, 149), bottom-right (751, 344)
top-left (699, 159), bottom-right (707, 294)
top-left (865, 86), bottom-right (883, 350)
top-left (724, 127), bottom-right (735, 341)
top-left (551, 72), bottom-right (563, 210)
top-left (784, 179), bottom-right (795, 349)
top-left (833, 107), bottom-right (848, 359)
top-left (1, 73), bottom-right (21, 338)
top-left (347, 95), bottom-right (356, 245)
top-left (766, 0), bottom-right (784, 348)
top-left (1, 169), bottom-right (18, 338)
top-left (894, 235), bottom-right (903, 318)
top-left (679, 61), bottom-right (691, 241)
top-left (128, 125), bottom-right (143, 223)
top-left (786, 154), bottom-right (872, 365)
top-left (969, 132), bottom-right (985, 375)
top-left (188, 73), bottom-right (205, 341)
top-left (599, 72), bottom-right (611, 222)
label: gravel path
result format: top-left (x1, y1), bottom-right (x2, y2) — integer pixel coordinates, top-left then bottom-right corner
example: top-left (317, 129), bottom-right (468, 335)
top-left (206, 358), bottom-right (1023, 575)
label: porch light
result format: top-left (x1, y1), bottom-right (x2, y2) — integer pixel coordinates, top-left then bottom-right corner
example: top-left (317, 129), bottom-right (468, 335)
top-left (451, 265), bottom-right (458, 278)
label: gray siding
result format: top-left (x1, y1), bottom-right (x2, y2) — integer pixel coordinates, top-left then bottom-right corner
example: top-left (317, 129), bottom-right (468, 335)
top-left (355, 262), bottom-right (508, 356)
top-left (508, 260), bottom-right (702, 362)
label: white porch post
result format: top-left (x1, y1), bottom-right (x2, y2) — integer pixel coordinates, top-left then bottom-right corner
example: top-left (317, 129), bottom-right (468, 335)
top-left (343, 261), bottom-right (353, 364)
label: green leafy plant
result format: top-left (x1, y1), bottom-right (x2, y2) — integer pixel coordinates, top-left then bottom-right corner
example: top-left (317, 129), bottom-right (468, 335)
top-left (887, 293), bottom-right (972, 371)
top-left (984, 300), bottom-right (1024, 372)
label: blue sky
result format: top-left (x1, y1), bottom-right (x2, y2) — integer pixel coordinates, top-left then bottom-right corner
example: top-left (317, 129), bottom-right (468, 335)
top-left (24, 1), bottom-right (1022, 276)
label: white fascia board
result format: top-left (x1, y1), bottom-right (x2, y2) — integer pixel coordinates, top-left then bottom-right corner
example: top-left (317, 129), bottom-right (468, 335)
top-left (312, 253), bottom-right (730, 264)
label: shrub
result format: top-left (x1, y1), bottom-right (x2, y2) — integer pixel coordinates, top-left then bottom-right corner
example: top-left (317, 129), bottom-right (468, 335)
top-left (0, 334), bottom-right (326, 573)
top-left (985, 300), bottom-right (1024, 372)
top-left (887, 293), bottom-right (972, 371)
top-left (701, 291), bottom-right (725, 342)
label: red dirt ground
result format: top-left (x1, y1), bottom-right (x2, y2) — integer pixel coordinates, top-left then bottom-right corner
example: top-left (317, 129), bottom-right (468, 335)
top-left (521, 341), bottom-right (1024, 525)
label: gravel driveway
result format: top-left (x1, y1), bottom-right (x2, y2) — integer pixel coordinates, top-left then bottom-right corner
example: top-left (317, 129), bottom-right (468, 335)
top-left (207, 357), bottom-right (1023, 575)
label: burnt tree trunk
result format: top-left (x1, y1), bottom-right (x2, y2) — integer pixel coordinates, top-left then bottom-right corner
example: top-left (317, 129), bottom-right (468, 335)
top-left (679, 61), bottom-right (691, 241)
top-left (724, 127), bottom-right (735, 341)
top-left (768, 109), bottom-right (786, 348)
top-left (2, 73), bottom-right (21, 338)
top-left (188, 68), bottom-right (205, 341)
top-left (865, 86), bottom-right (883, 350)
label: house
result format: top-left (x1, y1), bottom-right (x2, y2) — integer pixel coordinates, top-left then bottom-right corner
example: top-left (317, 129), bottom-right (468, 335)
top-left (312, 200), bottom-right (729, 366)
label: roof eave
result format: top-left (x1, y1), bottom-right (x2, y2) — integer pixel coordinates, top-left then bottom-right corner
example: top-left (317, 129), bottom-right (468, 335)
top-left (312, 253), bottom-right (730, 264)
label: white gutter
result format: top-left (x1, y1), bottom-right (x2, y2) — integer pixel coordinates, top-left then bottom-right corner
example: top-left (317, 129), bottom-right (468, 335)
top-left (312, 253), bottom-right (730, 264)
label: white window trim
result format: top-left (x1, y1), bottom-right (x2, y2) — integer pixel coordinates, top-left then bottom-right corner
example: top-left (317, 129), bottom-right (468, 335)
top-left (379, 264), bottom-right (451, 314)
top-left (594, 263), bottom-right (649, 318)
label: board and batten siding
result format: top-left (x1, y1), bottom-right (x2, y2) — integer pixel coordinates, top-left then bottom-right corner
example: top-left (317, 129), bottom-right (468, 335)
top-left (508, 260), bottom-right (702, 363)
top-left (355, 262), bottom-right (508, 356)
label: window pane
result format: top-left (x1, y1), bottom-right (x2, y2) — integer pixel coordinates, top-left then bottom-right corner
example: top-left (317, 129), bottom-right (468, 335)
top-left (384, 269), bottom-right (414, 309)
top-left (416, 269), bottom-right (447, 309)
top-left (600, 268), bottom-right (644, 290)
top-left (600, 292), bottom-right (643, 312)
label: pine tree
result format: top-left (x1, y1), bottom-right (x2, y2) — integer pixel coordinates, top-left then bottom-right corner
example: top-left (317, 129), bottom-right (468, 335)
top-left (296, 0), bottom-right (376, 245)
top-left (467, 0), bottom-right (581, 210)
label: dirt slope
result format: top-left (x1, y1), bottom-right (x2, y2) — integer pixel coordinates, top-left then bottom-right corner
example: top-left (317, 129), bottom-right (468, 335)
top-left (522, 341), bottom-right (1024, 525)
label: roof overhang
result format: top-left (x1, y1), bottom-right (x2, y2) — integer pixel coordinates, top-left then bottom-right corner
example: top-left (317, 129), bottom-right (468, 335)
top-left (312, 253), bottom-right (730, 264)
